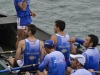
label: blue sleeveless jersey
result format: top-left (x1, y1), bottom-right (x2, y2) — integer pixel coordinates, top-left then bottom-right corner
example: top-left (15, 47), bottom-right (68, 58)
top-left (82, 47), bottom-right (99, 75)
top-left (23, 39), bottom-right (40, 71)
top-left (14, 0), bottom-right (32, 26)
top-left (55, 34), bottom-right (71, 65)
top-left (39, 51), bottom-right (66, 75)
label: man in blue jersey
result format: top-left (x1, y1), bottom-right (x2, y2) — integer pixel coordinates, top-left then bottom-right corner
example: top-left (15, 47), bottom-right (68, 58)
top-left (8, 24), bottom-right (45, 73)
top-left (70, 54), bottom-right (92, 75)
top-left (50, 20), bottom-right (76, 66)
top-left (14, 0), bottom-right (36, 49)
top-left (69, 34), bottom-right (100, 75)
top-left (36, 40), bottom-right (66, 75)
top-left (25, 40), bottom-right (67, 75)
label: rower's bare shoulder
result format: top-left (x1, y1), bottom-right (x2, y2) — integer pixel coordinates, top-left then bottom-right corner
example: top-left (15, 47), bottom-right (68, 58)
top-left (51, 34), bottom-right (57, 38)
top-left (50, 35), bottom-right (57, 41)
top-left (18, 40), bottom-right (25, 45)
top-left (40, 40), bottom-right (44, 47)
top-left (50, 35), bottom-right (57, 44)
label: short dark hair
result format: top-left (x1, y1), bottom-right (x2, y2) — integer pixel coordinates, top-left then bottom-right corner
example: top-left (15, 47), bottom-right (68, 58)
top-left (26, 24), bottom-right (36, 35)
top-left (55, 20), bottom-right (66, 31)
top-left (45, 45), bottom-right (55, 49)
top-left (88, 34), bottom-right (99, 47)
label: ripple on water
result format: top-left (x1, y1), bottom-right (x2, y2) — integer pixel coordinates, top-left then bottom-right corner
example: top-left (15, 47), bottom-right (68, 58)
top-left (0, 0), bottom-right (100, 41)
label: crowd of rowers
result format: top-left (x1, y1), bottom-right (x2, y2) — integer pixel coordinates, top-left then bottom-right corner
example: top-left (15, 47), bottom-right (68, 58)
top-left (8, 0), bottom-right (100, 75)
top-left (7, 20), bottom-right (100, 75)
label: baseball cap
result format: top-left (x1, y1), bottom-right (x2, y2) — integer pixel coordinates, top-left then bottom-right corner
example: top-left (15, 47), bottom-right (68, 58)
top-left (44, 40), bottom-right (54, 48)
top-left (70, 54), bottom-right (86, 66)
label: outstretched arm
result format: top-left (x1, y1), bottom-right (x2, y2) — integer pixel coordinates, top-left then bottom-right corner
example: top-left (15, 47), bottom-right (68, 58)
top-left (69, 37), bottom-right (84, 45)
top-left (75, 38), bottom-right (84, 45)
top-left (39, 55), bottom-right (49, 72)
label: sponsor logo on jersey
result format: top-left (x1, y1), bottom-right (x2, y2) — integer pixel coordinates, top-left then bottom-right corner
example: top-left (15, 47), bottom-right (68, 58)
top-left (29, 56), bottom-right (36, 60)
top-left (54, 58), bottom-right (65, 63)
top-left (61, 49), bottom-right (67, 53)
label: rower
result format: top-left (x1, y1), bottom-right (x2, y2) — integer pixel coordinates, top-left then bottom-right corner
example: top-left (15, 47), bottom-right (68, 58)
top-left (37, 40), bottom-right (67, 75)
top-left (50, 20), bottom-right (76, 66)
top-left (8, 24), bottom-right (46, 74)
top-left (69, 34), bottom-right (100, 75)
top-left (70, 54), bottom-right (92, 75)
top-left (14, 0), bottom-right (36, 49)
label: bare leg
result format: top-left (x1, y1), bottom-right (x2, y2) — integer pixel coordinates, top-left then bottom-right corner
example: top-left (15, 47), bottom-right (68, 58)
top-left (25, 71), bottom-right (43, 75)
top-left (25, 71), bottom-right (30, 75)
top-left (16, 29), bottom-right (24, 49)
top-left (43, 70), bottom-right (47, 75)
top-left (36, 70), bottom-right (47, 75)
top-left (8, 56), bottom-right (16, 67)
top-left (36, 71), bottom-right (45, 75)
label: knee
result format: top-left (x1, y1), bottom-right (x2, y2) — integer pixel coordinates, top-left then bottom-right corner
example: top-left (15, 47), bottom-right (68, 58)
top-left (36, 71), bottom-right (45, 75)
top-left (25, 71), bottom-right (30, 75)
top-left (7, 56), bottom-right (13, 61)
top-left (8, 57), bottom-right (15, 67)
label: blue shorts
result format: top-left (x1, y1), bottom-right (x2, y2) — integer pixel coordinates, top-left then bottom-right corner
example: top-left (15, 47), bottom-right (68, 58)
top-left (17, 16), bottom-right (32, 29)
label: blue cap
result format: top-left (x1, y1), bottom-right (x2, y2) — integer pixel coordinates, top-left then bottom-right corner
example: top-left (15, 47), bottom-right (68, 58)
top-left (44, 40), bottom-right (54, 48)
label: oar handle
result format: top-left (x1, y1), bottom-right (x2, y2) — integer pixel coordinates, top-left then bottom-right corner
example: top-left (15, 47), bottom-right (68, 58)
top-left (0, 64), bottom-right (39, 73)
top-left (0, 67), bottom-right (20, 73)
top-left (93, 71), bottom-right (100, 73)
top-left (98, 43), bottom-right (100, 45)
top-left (21, 64), bottom-right (39, 69)
top-left (0, 50), bottom-right (16, 54)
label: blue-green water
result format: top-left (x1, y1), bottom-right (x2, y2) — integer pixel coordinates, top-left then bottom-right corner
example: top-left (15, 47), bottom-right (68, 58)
top-left (0, 0), bottom-right (100, 40)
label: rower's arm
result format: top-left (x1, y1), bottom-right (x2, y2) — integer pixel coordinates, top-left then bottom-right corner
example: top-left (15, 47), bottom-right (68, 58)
top-left (40, 41), bottom-right (47, 61)
top-left (75, 38), bottom-right (84, 45)
top-left (50, 35), bottom-right (57, 45)
top-left (30, 10), bottom-right (36, 17)
top-left (69, 37), bottom-right (76, 54)
top-left (17, 0), bottom-right (27, 11)
top-left (15, 40), bottom-right (23, 60)
top-left (39, 55), bottom-right (50, 72)
top-left (70, 43), bottom-right (76, 54)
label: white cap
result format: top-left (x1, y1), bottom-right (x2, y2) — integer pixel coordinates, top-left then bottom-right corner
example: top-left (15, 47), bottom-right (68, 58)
top-left (70, 54), bottom-right (86, 66)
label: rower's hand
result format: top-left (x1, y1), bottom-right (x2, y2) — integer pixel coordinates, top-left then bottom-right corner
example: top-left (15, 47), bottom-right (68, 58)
top-left (30, 11), bottom-right (36, 17)
top-left (88, 69), bottom-right (94, 72)
top-left (69, 37), bottom-right (75, 44)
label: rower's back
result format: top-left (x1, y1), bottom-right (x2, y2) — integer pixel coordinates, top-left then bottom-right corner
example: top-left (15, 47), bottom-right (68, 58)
top-left (55, 34), bottom-right (71, 65)
top-left (19, 24), bottom-right (41, 72)
top-left (82, 47), bottom-right (99, 75)
top-left (22, 38), bottom-right (40, 71)
top-left (44, 51), bottom-right (66, 75)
